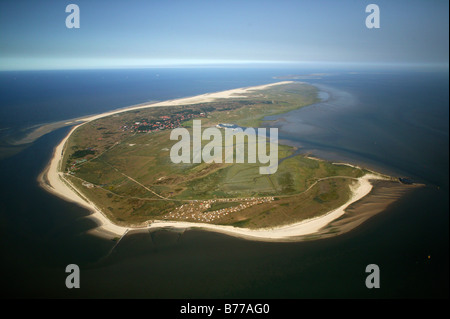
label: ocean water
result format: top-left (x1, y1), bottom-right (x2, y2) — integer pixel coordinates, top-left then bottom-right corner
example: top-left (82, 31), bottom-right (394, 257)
top-left (266, 71), bottom-right (449, 187)
top-left (0, 67), bottom-right (448, 298)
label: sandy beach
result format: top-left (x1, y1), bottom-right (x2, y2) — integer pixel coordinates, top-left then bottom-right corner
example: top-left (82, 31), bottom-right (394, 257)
top-left (72, 81), bottom-right (295, 123)
top-left (39, 81), bottom-right (389, 242)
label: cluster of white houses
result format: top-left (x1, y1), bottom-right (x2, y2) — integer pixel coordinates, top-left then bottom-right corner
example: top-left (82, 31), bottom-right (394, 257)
top-left (163, 196), bottom-right (274, 223)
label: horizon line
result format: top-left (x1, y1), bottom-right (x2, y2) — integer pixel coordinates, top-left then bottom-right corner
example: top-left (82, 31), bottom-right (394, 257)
top-left (0, 60), bottom-right (448, 72)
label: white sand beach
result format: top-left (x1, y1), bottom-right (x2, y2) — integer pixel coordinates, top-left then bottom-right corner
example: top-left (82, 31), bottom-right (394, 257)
top-left (39, 81), bottom-right (385, 241)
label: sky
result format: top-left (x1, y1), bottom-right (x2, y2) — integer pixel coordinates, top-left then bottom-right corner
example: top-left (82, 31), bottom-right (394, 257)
top-left (0, 0), bottom-right (448, 70)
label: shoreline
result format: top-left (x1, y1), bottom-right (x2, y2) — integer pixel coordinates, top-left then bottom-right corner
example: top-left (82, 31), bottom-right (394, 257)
top-left (10, 81), bottom-right (295, 147)
top-left (39, 81), bottom-right (397, 242)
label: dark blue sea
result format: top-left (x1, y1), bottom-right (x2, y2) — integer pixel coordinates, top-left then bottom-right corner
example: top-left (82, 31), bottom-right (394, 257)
top-left (0, 67), bottom-right (448, 298)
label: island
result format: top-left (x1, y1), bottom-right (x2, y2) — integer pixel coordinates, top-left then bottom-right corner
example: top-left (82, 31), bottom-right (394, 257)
top-left (39, 81), bottom-right (414, 242)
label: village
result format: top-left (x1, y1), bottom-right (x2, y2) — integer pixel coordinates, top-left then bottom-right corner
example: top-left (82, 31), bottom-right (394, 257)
top-left (120, 110), bottom-right (207, 133)
top-left (162, 196), bottom-right (274, 223)
top-left (65, 110), bottom-right (208, 174)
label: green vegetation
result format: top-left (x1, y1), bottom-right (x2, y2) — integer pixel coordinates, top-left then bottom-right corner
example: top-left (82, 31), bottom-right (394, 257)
top-left (61, 82), bottom-right (365, 228)
top-left (70, 149), bottom-right (96, 159)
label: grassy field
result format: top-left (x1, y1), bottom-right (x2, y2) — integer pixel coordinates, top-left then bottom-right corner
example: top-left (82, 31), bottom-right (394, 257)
top-left (60, 82), bottom-right (365, 228)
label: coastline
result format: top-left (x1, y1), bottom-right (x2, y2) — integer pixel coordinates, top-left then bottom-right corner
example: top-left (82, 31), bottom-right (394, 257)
top-left (10, 81), bottom-right (294, 147)
top-left (39, 81), bottom-right (401, 242)
top-left (68, 81), bottom-right (296, 123)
